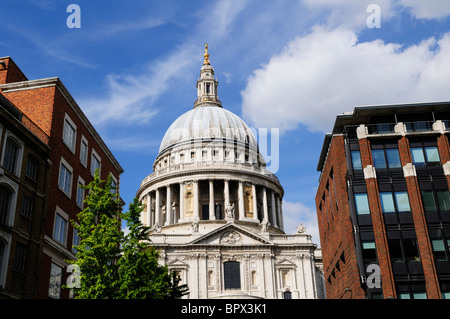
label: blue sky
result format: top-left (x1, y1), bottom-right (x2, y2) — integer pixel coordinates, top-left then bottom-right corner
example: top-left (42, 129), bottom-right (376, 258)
top-left (2, 0), bottom-right (450, 244)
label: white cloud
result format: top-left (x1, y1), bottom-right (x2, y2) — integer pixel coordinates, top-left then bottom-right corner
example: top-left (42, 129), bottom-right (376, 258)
top-left (80, 43), bottom-right (197, 126)
top-left (282, 200), bottom-right (320, 246)
top-left (241, 26), bottom-right (450, 133)
top-left (399, 0), bottom-right (450, 19)
top-left (80, 0), bottom-right (250, 128)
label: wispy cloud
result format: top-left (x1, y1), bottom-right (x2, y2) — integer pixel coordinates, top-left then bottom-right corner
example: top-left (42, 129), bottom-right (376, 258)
top-left (80, 0), bottom-right (251, 128)
top-left (89, 17), bottom-right (166, 39)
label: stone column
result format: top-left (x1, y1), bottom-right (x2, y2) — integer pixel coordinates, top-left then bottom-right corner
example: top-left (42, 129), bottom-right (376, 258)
top-left (238, 180), bottom-right (245, 220)
top-left (224, 179), bottom-right (230, 207)
top-left (252, 184), bottom-right (258, 221)
top-left (165, 185), bottom-right (172, 226)
top-left (270, 190), bottom-right (278, 227)
top-left (209, 180), bottom-right (215, 220)
top-left (179, 182), bottom-right (185, 222)
top-left (277, 196), bottom-right (284, 230)
top-left (262, 187), bottom-right (269, 222)
top-left (155, 188), bottom-right (160, 226)
top-left (193, 180), bottom-right (199, 220)
top-left (146, 193), bottom-right (152, 227)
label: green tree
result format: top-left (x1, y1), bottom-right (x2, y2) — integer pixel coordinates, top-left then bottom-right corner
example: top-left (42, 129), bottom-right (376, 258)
top-left (68, 171), bottom-right (188, 299)
top-left (117, 198), bottom-right (188, 298)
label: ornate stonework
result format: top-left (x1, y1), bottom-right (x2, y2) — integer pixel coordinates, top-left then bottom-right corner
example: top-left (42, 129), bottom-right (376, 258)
top-left (136, 45), bottom-right (324, 299)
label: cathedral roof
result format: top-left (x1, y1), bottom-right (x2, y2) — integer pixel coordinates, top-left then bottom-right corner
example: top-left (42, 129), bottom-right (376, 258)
top-left (159, 105), bottom-right (257, 153)
top-left (158, 44), bottom-right (257, 154)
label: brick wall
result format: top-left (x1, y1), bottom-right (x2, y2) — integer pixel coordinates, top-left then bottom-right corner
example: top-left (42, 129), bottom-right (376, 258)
top-left (315, 135), bottom-right (366, 299)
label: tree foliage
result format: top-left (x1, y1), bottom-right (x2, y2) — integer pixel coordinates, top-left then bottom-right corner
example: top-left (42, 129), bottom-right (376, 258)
top-left (67, 171), bottom-right (188, 299)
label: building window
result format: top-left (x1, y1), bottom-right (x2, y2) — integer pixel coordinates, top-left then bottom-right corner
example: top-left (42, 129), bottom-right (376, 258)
top-left (63, 114), bottom-right (77, 152)
top-left (91, 150), bottom-right (101, 176)
top-left (59, 159), bottom-right (73, 197)
top-left (13, 242), bottom-right (27, 273)
top-left (0, 238), bottom-right (8, 287)
top-left (388, 238), bottom-right (420, 263)
top-left (21, 195), bottom-right (34, 219)
top-left (379, 191), bottom-right (411, 213)
top-left (0, 185), bottom-right (12, 226)
top-left (283, 290), bottom-right (292, 299)
top-left (224, 261), bottom-right (241, 289)
top-left (72, 228), bottom-right (80, 254)
top-left (354, 193), bottom-right (370, 215)
top-left (25, 155), bottom-right (39, 181)
top-left (48, 263), bottom-right (63, 299)
top-left (76, 178), bottom-right (85, 208)
top-left (80, 136), bottom-right (88, 167)
top-left (431, 239), bottom-right (449, 261)
top-left (421, 190), bottom-right (450, 213)
top-left (371, 148), bottom-right (401, 169)
top-left (53, 213), bottom-right (67, 245)
top-left (3, 137), bottom-right (20, 174)
top-left (361, 240), bottom-right (377, 262)
top-left (109, 174), bottom-right (118, 194)
top-left (351, 150), bottom-right (362, 170)
top-left (411, 146), bottom-right (440, 167)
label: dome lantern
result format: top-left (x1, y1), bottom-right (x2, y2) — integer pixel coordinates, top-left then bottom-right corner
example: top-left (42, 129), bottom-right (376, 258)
top-left (195, 43), bottom-right (221, 108)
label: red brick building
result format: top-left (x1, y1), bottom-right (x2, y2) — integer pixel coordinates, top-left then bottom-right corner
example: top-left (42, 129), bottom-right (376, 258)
top-left (0, 57), bottom-right (124, 298)
top-left (316, 102), bottom-right (450, 299)
top-left (0, 91), bottom-right (51, 298)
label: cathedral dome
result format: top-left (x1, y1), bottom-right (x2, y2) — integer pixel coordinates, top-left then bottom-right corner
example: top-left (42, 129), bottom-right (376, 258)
top-left (158, 105), bottom-right (257, 154)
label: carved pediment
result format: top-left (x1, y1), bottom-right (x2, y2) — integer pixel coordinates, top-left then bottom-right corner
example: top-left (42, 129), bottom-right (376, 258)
top-left (189, 223), bottom-right (273, 246)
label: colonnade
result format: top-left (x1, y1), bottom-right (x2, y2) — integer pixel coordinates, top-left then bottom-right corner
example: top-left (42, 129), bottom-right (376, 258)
top-left (142, 178), bottom-right (284, 231)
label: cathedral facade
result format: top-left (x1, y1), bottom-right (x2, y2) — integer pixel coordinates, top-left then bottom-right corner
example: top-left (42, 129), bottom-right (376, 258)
top-left (136, 45), bottom-right (324, 299)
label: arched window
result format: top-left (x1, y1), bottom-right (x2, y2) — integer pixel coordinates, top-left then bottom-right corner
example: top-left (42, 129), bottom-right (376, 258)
top-left (3, 137), bottom-right (20, 174)
top-left (0, 239), bottom-right (5, 286)
top-left (0, 185), bottom-right (12, 226)
top-left (224, 261), bottom-right (240, 290)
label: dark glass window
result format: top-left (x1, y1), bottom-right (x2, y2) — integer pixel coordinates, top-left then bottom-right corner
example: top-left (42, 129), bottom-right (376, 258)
top-left (224, 261), bottom-right (240, 289)
top-left (371, 147), bottom-right (401, 169)
top-left (361, 241), bottom-right (377, 262)
top-left (421, 190), bottom-right (450, 213)
top-left (0, 185), bottom-right (12, 225)
top-left (380, 191), bottom-right (411, 213)
top-left (351, 151), bottom-right (362, 170)
top-left (3, 138), bottom-right (20, 174)
top-left (411, 146), bottom-right (440, 167)
top-left (372, 149), bottom-right (386, 169)
top-left (25, 156), bottom-right (39, 181)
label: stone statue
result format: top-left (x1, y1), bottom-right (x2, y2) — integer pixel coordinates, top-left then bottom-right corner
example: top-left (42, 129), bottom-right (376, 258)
top-left (260, 219), bottom-right (270, 233)
top-left (192, 217), bottom-right (199, 233)
top-left (296, 223), bottom-right (306, 234)
top-left (225, 203), bottom-right (235, 221)
top-left (154, 222), bottom-right (162, 233)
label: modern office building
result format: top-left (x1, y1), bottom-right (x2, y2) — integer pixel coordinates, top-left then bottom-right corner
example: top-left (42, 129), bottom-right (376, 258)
top-left (316, 102), bottom-right (450, 299)
top-left (0, 57), bottom-right (124, 298)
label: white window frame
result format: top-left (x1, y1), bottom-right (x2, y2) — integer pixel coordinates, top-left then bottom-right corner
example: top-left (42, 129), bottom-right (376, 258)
top-left (0, 230), bottom-right (12, 288)
top-left (1, 130), bottom-right (24, 177)
top-left (72, 223), bottom-right (80, 254)
top-left (48, 262), bottom-right (63, 299)
top-left (76, 176), bottom-right (85, 209)
top-left (79, 135), bottom-right (88, 167)
top-left (53, 206), bottom-right (69, 246)
top-left (62, 113), bottom-right (77, 154)
top-left (0, 177), bottom-right (19, 227)
top-left (90, 149), bottom-right (101, 177)
top-left (58, 157), bottom-right (73, 198)
top-left (109, 173), bottom-right (118, 194)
